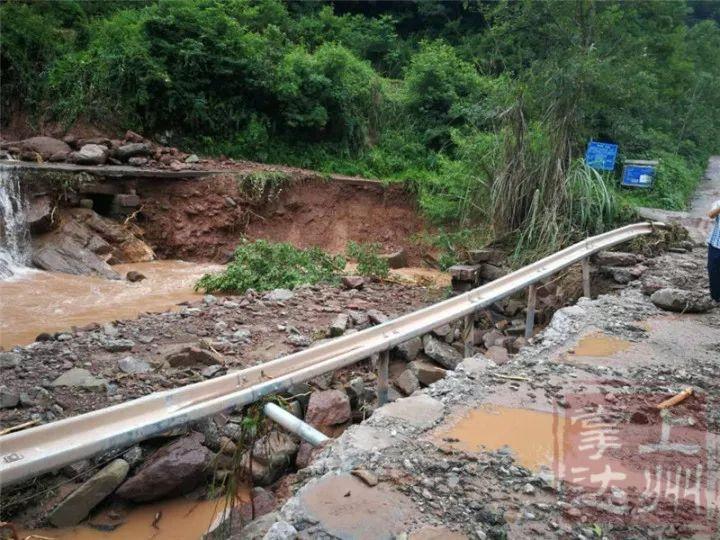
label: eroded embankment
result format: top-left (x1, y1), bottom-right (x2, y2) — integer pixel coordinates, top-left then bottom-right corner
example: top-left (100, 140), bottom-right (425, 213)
top-left (137, 173), bottom-right (427, 263)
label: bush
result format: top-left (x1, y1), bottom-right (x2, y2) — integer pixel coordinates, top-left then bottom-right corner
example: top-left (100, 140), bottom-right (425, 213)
top-left (403, 41), bottom-right (485, 148)
top-left (346, 241), bottom-right (389, 279)
top-left (196, 240), bottom-right (345, 293)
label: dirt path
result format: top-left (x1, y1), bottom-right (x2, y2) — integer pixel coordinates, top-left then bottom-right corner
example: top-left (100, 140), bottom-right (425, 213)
top-left (689, 156), bottom-right (720, 218)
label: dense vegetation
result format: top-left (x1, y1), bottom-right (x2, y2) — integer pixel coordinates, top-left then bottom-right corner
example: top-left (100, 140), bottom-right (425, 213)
top-left (195, 239), bottom-right (345, 293)
top-left (2, 0), bottom-right (719, 258)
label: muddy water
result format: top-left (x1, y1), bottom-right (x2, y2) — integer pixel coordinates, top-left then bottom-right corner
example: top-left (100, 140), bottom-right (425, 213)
top-left (436, 405), bottom-right (562, 470)
top-left (20, 497), bottom-right (223, 540)
top-left (0, 260), bottom-right (222, 348)
top-left (570, 332), bottom-right (631, 357)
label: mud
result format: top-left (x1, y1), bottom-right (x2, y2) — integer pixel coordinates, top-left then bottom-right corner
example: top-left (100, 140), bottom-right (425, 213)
top-left (20, 497), bottom-right (223, 540)
top-left (0, 261), bottom-right (220, 348)
top-left (569, 333), bottom-right (632, 357)
top-left (435, 405), bottom-right (559, 470)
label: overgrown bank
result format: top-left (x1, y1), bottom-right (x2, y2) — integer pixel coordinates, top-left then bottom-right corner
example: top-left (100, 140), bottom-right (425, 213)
top-left (2, 0), bottom-right (719, 258)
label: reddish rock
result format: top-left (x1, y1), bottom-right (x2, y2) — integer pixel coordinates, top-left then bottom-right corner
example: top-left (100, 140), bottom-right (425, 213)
top-left (116, 434), bottom-right (211, 502)
top-left (485, 345), bottom-right (510, 364)
top-left (124, 130), bottom-right (145, 143)
top-left (305, 389), bottom-right (351, 428)
top-left (341, 275), bottom-right (365, 290)
top-left (239, 487), bottom-right (277, 522)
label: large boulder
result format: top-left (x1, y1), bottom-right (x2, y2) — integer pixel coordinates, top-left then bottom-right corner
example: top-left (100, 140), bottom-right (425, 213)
top-left (305, 389), bottom-right (351, 428)
top-left (48, 459), bottom-right (129, 527)
top-left (19, 136), bottom-right (71, 160)
top-left (70, 144), bottom-right (109, 165)
top-left (650, 288), bottom-right (715, 313)
top-left (116, 434), bottom-right (211, 502)
top-left (395, 336), bottom-right (423, 361)
top-left (422, 335), bottom-right (463, 369)
top-left (32, 234), bottom-right (120, 280)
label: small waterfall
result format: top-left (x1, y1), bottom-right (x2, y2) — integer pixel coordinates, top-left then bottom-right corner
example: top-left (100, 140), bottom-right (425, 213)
top-left (0, 164), bottom-right (30, 279)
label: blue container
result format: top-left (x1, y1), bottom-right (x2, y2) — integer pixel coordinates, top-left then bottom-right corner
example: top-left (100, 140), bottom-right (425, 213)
top-left (621, 161), bottom-right (657, 188)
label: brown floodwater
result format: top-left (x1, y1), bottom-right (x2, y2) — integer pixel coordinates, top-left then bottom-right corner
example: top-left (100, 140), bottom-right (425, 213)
top-left (0, 261), bottom-right (222, 349)
top-left (435, 405), bottom-right (562, 470)
top-left (19, 497), bottom-right (224, 540)
top-left (570, 332), bottom-right (632, 357)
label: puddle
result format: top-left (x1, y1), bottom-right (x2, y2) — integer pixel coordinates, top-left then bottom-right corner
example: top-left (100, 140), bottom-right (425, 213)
top-left (19, 497), bottom-right (224, 540)
top-left (570, 332), bottom-right (631, 357)
top-left (435, 405), bottom-right (561, 470)
top-left (0, 260), bottom-right (222, 348)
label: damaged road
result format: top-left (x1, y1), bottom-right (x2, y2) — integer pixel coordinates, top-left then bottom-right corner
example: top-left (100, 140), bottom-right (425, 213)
top-left (263, 247), bottom-right (719, 540)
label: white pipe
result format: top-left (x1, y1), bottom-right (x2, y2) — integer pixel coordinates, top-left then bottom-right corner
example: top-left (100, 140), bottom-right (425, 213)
top-left (263, 403), bottom-right (329, 446)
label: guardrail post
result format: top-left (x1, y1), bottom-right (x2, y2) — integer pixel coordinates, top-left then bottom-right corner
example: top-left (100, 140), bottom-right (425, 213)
top-left (525, 284), bottom-right (537, 339)
top-left (581, 257), bottom-right (591, 298)
top-left (463, 314), bottom-right (474, 357)
top-left (377, 350), bottom-right (390, 406)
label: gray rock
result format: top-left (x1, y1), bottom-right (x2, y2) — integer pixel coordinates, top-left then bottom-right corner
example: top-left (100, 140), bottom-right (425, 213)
top-left (165, 345), bottom-right (222, 367)
top-left (650, 288), bottom-right (715, 313)
top-left (329, 313), bottom-right (349, 337)
top-left (32, 235), bottom-right (120, 280)
top-left (229, 512), bottom-right (279, 540)
top-left (117, 355), bottom-right (151, 374)
top-left (422, 335), bottom-right (463, 369)
top-left (117, 434), bottom-right (211, 502)
top-left (49, 459), bottom-right (129, 527)
top-left (594, 251), bottom-right (644, 267)
top-left (122, 446), bottom-right (144, 468)
top-left (114, 142), bottom-right (152, 161)
top-left (102, 338), bottom-right (135, 352)
top-left (263, 521), bottom-right (297, 540)
top-left (19, 136), bottom-right (71, 160)
top-left (0, 385), bottom-right (20, 408)
top-left (185, 154), bottom-right (200, 163)
top-left (52, 368), bottom-right (107, 390)
top-left (69, 144), bottom-right (108, 165)
top-left (0, 352), bottom-right (21, 369)
top-left (367, 309), bottom-right (388, 325)
top-left (264, 289), bottom-right (294, 302)
top-left (233, 328), bottom-right (252, 341)
top-left (485, 345), bottom-right (510, 364)
top-left (241, 431), bottom-right (298, 486)
top-left (126, 270), bottom-right (146, 282)
top-left (395, 337), bottom-right (423, 361)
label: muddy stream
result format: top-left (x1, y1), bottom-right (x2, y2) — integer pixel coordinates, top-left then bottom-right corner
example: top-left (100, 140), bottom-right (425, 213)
top-left (0, 260), bottom-right (221, 349)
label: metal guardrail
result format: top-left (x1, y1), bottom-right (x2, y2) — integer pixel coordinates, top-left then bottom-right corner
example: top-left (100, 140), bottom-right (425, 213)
top-left (0, 222), bottom-right (664, 486)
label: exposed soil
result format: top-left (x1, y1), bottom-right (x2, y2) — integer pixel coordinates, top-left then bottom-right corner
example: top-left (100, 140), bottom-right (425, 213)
top-left (137, 173), bottom-right (428, 264)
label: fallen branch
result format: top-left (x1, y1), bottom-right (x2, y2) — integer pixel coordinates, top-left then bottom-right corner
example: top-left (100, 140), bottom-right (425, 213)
top-left (656, 387), bottom-right (693, 410)
top-left (494, 374), bottom-right (530, 382)
top-left (0, 419), bottom-right (40, 437)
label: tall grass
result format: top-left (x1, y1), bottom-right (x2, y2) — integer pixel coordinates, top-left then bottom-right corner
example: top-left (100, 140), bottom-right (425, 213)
top-left (490, 100), bottom-right (623, 264)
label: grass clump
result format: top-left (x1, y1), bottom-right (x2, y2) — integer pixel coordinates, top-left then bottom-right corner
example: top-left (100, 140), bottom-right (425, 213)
top-left (196, 239), bottom-right (345, 294)
top-left (346, 241), bottom-right (389, 279)
top-left (236, 170), bottom-right (290, 205)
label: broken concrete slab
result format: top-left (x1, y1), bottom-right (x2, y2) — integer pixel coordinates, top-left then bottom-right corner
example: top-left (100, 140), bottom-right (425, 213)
top-left (295, 474), bottom-right (418, 540)
top-left (373, 394), bottom-right (444, 430)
